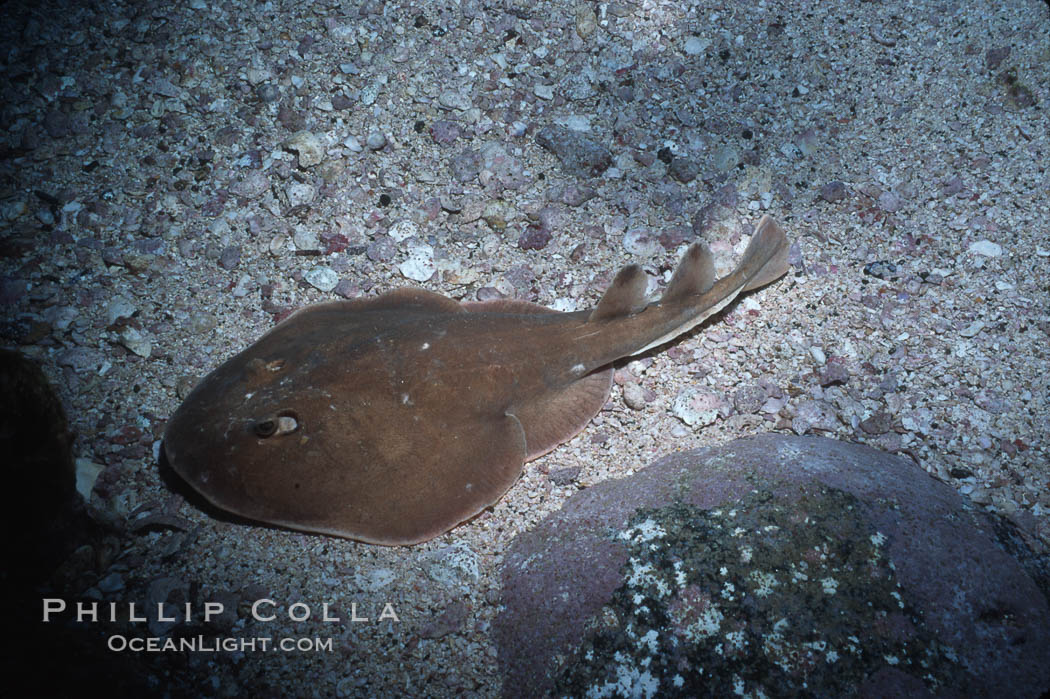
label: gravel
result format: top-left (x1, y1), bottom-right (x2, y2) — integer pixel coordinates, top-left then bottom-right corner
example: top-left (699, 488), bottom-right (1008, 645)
top-left (2, 0), bottom-right (1048, 695)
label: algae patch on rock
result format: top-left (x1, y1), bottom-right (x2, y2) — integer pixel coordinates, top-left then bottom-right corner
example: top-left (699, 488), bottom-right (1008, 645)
top-left (555, 491), bottom-right (955, 697)
top-left (495, 435), bottom-right (1050, 698)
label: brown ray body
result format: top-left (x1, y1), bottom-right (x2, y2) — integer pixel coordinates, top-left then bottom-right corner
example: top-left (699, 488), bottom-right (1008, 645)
top-left (163, 215), bottom-right (790, 544)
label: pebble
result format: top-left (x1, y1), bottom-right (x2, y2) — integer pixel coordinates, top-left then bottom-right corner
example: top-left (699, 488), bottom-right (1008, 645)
top-left (622, 382), bottom-right (647, 410)
top-left (430, 120), bottom-right (462, 145)
top-left (230, 171), bottom-right (270, 199)
top-left (671, 387), bottom-right (730, 427)
top-left (75, 458), bottom-right (105, 500)
top-left (438, 90), bottom-right (472, 111)
top-left (231, 273), bottom-right (251, 297)
top-left (560, 184), bottom-right (596, 207)
top-left (366, 236), bottom-right (396, 262)
top-left (97, 572), bottom-right (125, 594)
top-left (106, 297), bottom-right (137, 325)
top-left (533, 84), bottom-right (554, 100)
top-left (387, 220), bottom-right (420, 242)
top-left (304, 266), bottom-right (339, 292)
top-left (293, 228), bottom-right (321, 252)
top-left (968, 240), bottom-right (1002, 257)
top-left (668, 156), bottom-right (701, 183)
top-left (732, 384), bottom-right (767, 414)
top-left (863, 260), bottom-right (897, 280)
top-left (713, 145), bottom-right (739, 172)
top-left (819, 358), bottom-right (849, 387)
top-left (860, 411), bottom-right (892, 435)
top-left (256, 83), bottom-right (280, 103)
top-left (575, 3), bottom-right (597, 39)
top-left (398, 242), bottom-right (436, 282)
top-left (622, 228), bottom-right (660, 256)
top-left (344, 134), bottom-right (363, 152)
top-left (451, 149), bottom-right (482, 182)
top-left (359, 81), bottom-right (380, 106)
top-left (819, 180), bottom-right (848, 203)
top-left (333, 279), bottom-right (357, 298)
top-left (959, 320), bottom-right (985, 338)
top-left (286, 181), bottom-right (316, 208)
top-left (792, 399), bottom-right (839, 434)
top-left (535, 126), bottom-right (612, 178)
top-left (518, 225), bottom-right (551, 250)
top-left (482, 201), bottom-right (510, 231)
top-left (877, 191), bottom-right (902, 213)
top-left (218, 245), bottom-right (241, 270)
top-left (119, 326), bottom-right (152, 358)
top-left (366, 131), bottom-right (386, 150)
top-left (684, 36), bottom-right (710, 55)
top-left (285, 130), bottom-right (325, 168)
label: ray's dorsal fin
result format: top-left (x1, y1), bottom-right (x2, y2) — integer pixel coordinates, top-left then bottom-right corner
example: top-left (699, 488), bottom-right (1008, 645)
top-left (742, 215), bottom-right (790, 291)
top-left (661, 242), bottom-right (715, 303)
top-left (589, 264), bottom-right (648, 321)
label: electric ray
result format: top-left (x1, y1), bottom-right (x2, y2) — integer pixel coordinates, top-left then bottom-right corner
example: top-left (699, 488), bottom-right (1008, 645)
top-left (164, 215), bottom-right (790, 544)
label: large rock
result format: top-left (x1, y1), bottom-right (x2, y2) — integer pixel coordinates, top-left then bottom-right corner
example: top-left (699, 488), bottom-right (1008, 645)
top-left (495, 434), bottom-right (1050, 698)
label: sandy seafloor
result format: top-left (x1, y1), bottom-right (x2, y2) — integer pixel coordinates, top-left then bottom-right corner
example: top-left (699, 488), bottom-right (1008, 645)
top-left (2, 0), bottom-right (1049, 695)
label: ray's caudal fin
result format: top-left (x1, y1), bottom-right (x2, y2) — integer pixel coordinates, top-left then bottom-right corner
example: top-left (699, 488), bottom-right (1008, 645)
top-left (587, 215), bottom-right (790, 360)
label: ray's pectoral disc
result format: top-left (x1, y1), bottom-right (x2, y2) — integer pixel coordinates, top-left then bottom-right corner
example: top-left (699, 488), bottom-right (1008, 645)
top-left (164, 295), bottom-right (534, 546)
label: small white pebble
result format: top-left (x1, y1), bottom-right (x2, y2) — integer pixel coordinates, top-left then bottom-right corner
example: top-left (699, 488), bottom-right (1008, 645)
top-left (968, 240), bottom-right (1002, 257)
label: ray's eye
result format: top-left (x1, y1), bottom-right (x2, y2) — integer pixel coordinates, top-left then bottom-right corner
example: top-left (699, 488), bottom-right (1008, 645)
top-left (252, 411), bottom-right (299, 439)
top-left (254, 420), bottom-right (278, 438)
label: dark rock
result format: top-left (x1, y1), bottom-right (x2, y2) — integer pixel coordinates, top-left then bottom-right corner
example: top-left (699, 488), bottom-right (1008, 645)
top-left (560, 184), bottom-right (596, 207)
top-left (535, 126), bottom-right (611, 178)
top-left (668, 156), bottom-right (701, 183)
top-left (496, 434), bottom-right (1050, 698)
top-left (999, 69), bottom-right (1037, 109)
top-left (819, 180), bottom-right (848, 203)
top-left (633, 150), bottom-right (656, 167)
top-left (419, 600), bottom-right (470, 639)
top-left (863, 260), bottom-right (898, 280)
top-left (333, 279), bottom-right (357, 298)
top-left (985, 46), bottom-right (1010, 70)
top-left (691, 184), bottom-right (738, 236)
top-left (43, 110), bottom-right (71, 139)
top-left (819, 357), bottom-right (849, 387)
top-left (256, 83), bottom-right (280, 103)
top-left (450, 148), bottom-right (482, 182)
top-left (365, 236), bottom-right (395, 262)
top-left (430, 120), bottom-right (462, 145)
top-left (657, 225), bottom-right (691, 250)
top-left (518, 225), bottom-right (551, 250)
top-left (549, 466), bottom-right (581, 486)
top-left (792, 398), bottom-right (839, 433)
top-left (860, 411), bottom-right (893, 434)
top-left (732, 384), bottom-right (767, 414)
top-left (1, 349), bottom-right (105, 600)
top-left (0, 278), bottom-right (28, 305)
top-left (218, 245), bottom-right (241, 270)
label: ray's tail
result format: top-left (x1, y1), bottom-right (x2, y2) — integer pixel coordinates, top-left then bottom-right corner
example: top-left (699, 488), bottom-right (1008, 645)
top-left (588, 215), bottom-right (791, 358)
